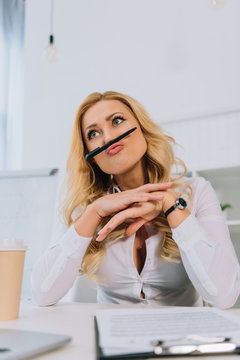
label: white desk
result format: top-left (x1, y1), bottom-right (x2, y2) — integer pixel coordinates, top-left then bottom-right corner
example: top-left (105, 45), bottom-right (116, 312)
top-left (1, 301), bottom-right (240, 360)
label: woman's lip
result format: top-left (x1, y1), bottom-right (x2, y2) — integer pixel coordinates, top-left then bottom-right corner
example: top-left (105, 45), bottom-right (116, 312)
top-left (106, 142), bottom-right (124, 155)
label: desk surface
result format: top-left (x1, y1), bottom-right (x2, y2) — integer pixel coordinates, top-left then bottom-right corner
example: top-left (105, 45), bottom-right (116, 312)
top-left (0, 302), bottom-right (240, 360)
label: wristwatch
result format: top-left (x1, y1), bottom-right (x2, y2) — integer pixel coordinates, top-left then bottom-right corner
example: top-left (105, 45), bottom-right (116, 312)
top-left (164, 197), bottom-right (187, 217)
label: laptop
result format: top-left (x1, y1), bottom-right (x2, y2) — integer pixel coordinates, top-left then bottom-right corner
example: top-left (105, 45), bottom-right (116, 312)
top-left (0, 329), bottom-right (71, 359)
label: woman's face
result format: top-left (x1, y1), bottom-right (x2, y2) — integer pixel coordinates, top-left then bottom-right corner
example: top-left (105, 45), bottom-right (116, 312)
top-left (82, 100), bottom-right (147, 175)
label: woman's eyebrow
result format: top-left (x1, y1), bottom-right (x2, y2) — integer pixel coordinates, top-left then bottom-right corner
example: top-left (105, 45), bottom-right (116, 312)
top-left (106, 111), bottom-right (124, 121)
top-left (85, 112), bottom-right (124, 131)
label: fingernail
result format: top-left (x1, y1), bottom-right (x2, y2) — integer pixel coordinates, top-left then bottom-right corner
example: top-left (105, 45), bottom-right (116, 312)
top-left (96, 235), bottom-right (101, 242)
top-left (98, 227), bottom-right (107, 235)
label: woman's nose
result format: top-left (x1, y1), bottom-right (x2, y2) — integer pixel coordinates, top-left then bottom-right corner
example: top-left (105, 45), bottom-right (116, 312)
top-left (103, 129), bottom-right (116, 145)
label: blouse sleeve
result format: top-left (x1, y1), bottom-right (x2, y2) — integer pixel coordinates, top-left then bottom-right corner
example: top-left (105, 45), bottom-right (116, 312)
top-left (172, 177), bottom-right (240, 309)
top-left (31, 223), bottom-right (92, 306)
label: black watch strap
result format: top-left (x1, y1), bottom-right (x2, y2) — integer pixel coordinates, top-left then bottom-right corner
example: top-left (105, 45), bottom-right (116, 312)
top-left (164, 197), bottom-right (187, 217)
top-left (165, 203), bottom-right (177, 217)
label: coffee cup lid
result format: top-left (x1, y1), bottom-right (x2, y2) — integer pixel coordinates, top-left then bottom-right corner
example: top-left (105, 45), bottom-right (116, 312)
top-left (0, 238), bottom-right (28, 251)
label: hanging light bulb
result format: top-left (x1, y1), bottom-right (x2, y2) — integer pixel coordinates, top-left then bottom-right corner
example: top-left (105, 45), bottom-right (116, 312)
top-left (210, 0), bottom-right (227, 10)
top-left (43, 34), bottom-right (58, 62)
top-left (42, 0), bottom-right (58, 62)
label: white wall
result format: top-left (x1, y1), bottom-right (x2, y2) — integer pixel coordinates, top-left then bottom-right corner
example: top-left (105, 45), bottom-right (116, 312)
top-left (23, 0), bottom-right (240, 171)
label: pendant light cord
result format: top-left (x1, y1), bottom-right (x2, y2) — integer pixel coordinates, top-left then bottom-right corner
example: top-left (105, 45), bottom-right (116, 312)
top-left (50, 0), bottom-right (54, 36)
top-left (49, 0), bottom-right (54, 43)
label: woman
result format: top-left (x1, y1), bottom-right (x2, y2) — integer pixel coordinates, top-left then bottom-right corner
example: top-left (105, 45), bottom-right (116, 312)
top-left (31, 91), bottom-right (240, 308)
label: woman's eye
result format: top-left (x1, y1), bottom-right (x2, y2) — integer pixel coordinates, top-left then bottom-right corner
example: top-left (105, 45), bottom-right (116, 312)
top-left (87, 130), bottom-right (99, 140)
top-left (112, 117), bottom-right (125, 126)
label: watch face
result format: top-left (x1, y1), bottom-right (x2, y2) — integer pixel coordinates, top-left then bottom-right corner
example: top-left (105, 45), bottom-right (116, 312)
top-left (178, 197), bottom-right (187, 209)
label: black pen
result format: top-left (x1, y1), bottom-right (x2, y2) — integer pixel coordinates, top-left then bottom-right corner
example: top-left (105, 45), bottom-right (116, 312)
top-left (85, 127), bottom-right (137, 161)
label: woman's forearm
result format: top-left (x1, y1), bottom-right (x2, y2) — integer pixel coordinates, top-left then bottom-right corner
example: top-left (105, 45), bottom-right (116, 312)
top-left (166, 208), bottom-right (191, 228)
top-left (74, 203), bottom-right (102, 237)
top-left (31, 225), bottom-right (93, 306)
top-left (162, 191), bottom-right (191, 229)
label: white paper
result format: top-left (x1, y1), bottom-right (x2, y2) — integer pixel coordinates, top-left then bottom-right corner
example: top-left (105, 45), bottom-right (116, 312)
top-left (96, 307), bottom-right (240, 356)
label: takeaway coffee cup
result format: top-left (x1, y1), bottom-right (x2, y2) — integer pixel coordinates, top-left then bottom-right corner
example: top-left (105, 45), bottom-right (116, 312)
top-left (0, 238), bottom-right (27, 321)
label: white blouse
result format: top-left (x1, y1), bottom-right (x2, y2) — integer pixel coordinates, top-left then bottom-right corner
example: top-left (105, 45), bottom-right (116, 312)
top-left (31, 176), bottom-right (240, 308)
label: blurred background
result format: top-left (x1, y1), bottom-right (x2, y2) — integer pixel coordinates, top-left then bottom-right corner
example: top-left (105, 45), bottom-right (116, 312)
top-left (0, 0), bottom-right (239, 303)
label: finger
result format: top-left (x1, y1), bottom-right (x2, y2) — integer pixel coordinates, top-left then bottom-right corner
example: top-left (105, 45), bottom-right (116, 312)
top-left (136, 182), bottom-right (172, 193)
top-left (96, 216), bottom-right (152, 242)
top-left (96, 206), bottom-right (145, 241)
top-left (145, 221), bottom-right (153, 226)
top-left (95, 231), bottom-right (109, 242)
top-left (121, 193), bottom-right (164, 208)
top-left (126, 217), bottom-right (146, 236)
top-left (96, 196), bottom-right (164, 242)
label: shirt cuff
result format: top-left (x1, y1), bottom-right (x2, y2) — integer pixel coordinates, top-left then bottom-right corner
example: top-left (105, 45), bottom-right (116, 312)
top-left (58, 224), bottom-right (93, 258)
top-left (171, 214), bottom-right (214, 252)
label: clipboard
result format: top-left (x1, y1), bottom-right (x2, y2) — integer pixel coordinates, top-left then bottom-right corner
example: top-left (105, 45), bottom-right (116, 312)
top-left (94, 316), bottom-right (240, 359)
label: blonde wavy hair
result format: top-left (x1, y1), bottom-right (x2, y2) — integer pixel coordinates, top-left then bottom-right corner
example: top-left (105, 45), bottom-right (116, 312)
top-left (59, 91), bottom-right (191, 280)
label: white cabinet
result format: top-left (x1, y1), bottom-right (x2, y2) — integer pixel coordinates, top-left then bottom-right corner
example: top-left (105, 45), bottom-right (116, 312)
top-left (194, 166), bottom-right (240, 240)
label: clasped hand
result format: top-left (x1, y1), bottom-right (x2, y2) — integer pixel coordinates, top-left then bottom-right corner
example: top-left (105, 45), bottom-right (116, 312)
top-left (92, 182), bottom-right (177, 242)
